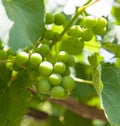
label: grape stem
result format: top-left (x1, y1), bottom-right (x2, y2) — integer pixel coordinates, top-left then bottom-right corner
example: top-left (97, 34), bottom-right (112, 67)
top-left (51, 0), bottom-right (100, 47)
top-left (72, 76), bottom-right (93, 85)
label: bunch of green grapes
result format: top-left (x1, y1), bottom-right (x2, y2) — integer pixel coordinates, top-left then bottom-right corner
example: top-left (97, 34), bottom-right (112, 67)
top-left (36, 50), bottom-right (75, 99)
top-left (0, 11), bottom-right (108, 100)
top-left (67, 16), bottom-right (107, 41)
top-left (4, 40), bottom-right (75, 99)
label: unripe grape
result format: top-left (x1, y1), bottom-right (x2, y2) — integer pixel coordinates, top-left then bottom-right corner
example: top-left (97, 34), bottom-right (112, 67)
top-left (0, 50), bottom-right (7, 60)
top-left (39, 61), bottom-right (53, 76)
top-left (54, 13), bottom-right (66, 26)
top-left (50, 86), bottom-right (65, 99)
top-left (84, 16), bottom-right (96, 28)
top-left (95, 17), bottom-right (107, 28)
top-left (68, 25), bottom-right (82, 38)
top-left (44, 30), bottom-right (55, 40)
top-left (62, 76), bottom-right (74, 91)
top-left (54, 62), bottom-right (66, 74)
top-left (49, 73), bottom-right (62, 86)
top-left (16, 51), bottom-right (29, 64)
top-left (81, 29), bottom-right (93, 41)
top-left (45, 13), bottom-right (54, 24)
top-left (58, 51), bottom-right (69, 63)
top-left (66, 55), bottom-right (75, 66)
top-left (92, 27), bottom-right (106, 36)
top-left (36, 79), bottom-right (51, 94)
top-left (29, 53), bottom-right (42, 65)
top-left (37, 44), bottom-right (50, 56)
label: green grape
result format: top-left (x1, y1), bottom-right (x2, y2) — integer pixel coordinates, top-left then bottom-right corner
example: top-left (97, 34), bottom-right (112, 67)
top-left (58, 51), bottom-right (69, 63)
top-left (92, 27), bottom-right (106, 36)
top-left (29, 53), bottom-right (42, 65)
top-left (54, 13), bottom-right (66, 26)
top-left (37, 44), bottom-right (50, 56)
top-left (84, 16), bottom-right (96, 28)
top-left (45, 13), bottom-right (54, 24)
top-left (54, 62), bottom-right (66, 74)
top-left (16, 51), bottom-right (29, 65)
top-left (49, 73), bottom-right (62, 86)
top-left (44, 30), bottom-right (55, 40)
top-left (67, 25), bottom-right (82, 38)
top-left (81, 29), bottom-right (93, 41)
top-left (62, 76), bottom-right (74, 91)
top-left (36, 79), bottom-right (51, 94)
top-left (0, 50), bottom-right (7, 60)
top-left (95, 17), bottom-right (107, 28)
top-left (39, 61), bottom-right (53, 76)
top-left (66, 55), bottom-right (75, 66)
top-left (50, 86), bottom-right (65, 99)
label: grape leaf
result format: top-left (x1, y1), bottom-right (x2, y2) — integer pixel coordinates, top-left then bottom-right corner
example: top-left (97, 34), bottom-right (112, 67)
top-left (101, 65), bottom-right (120, 125)
top-left (63, 110), bottom-right (93, 126)
top-left (0, 0), bottom-right (45, 51)
top-left (111, 2), bottom-right (120, 25)
top-left (72, 63), bottom-right (97, 102)
top-left (102, 42), bottom-right (120, 57)
top-left (0, 85), bottom-right (31, 125)
top-left (88, 53), bottom-right (103, 96)
top-left (0, 65), bottom-right (31, 125)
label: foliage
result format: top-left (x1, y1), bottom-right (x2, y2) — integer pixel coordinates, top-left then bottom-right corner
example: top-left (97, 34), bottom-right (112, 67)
top-left (0, 0), bottom-right (120, 126)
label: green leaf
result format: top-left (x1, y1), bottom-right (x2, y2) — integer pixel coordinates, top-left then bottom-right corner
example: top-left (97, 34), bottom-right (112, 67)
top-left (84, 37), bottom-right (100, 53)
top-left (111, 2), bottom-right (120, 25)
top-left (102, 42), bottom-right (120, 57)
top-left (0, 64), bottom-right (12, 85)
top-left (0, 88), bottom-right (12, 120)
top-left (0, 0), bottom-right (45, 51)
top-left (88, 53), bottom-right (103, 96)
top-left (72, 63), bottom-right (97, 102)
top-left (101, 65), bottom-right (120, 125)
top-left (0, 65), bottom-right (31, 125)
top-left (60, 37), bottom-right (84, 55)
top-left (0, 85), bottom-right (31, 125)
top-left (63, 110), bottom-right (93, 126)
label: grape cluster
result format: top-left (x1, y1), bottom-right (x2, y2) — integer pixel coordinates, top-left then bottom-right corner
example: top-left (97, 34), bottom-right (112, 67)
top-left (36, 50), bottom-right (75, 99)
top-left (68, 16), bottom-right (107, 41)
top-left (0, 12), bottom-right (108, 100)
top-left (0, 33), bottom-right (75, 100)
top-left (7, 47), bottom-right (75, 99)
top-left (45, 13), bottom-right (107, 42)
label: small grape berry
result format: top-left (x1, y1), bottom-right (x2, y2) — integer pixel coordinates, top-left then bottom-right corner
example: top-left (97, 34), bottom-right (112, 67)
top-left (54, 13), bottom-right (66, 26)
top-left (50, 86), bottom-right (65, 99)
top-left (36, 79), bottom-right (51, 94)
top-left (29, 53), bottom-right (42, 65)
top-left (54, 62), bottom-right (66, 74)
top-left (39, 61), bottom-right (53, 76)
top-left (49, 73), bottom-right (62, 86)
top-left (45, 13), bottom-right (54, 24)
top-left (16, 51), bottom-right (29, 65)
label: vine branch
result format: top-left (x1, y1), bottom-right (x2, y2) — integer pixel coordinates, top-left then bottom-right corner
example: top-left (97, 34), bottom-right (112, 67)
top-left (73, 77), bottom-right (93, 85)
top-left (49, 97), bottom-right (107, 121)
top-left (28, 89), bottom-right (107, 122)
